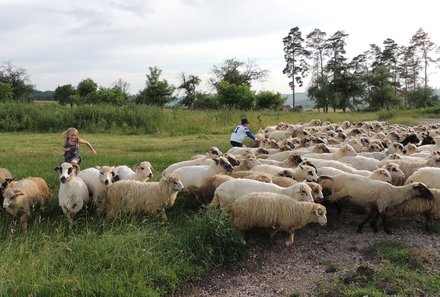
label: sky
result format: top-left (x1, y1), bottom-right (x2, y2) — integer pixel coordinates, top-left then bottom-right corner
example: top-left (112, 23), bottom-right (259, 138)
top-left (1, 0), bottom-right (439, 95)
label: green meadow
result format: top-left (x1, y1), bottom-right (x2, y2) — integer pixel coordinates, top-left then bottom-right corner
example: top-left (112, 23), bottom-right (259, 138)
top-left (0, 103), bottom-right (438, 296)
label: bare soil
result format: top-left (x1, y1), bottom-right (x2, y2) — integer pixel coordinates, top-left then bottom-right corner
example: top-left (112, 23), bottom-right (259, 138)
top-left (173, 206), bottom-right (440, 297)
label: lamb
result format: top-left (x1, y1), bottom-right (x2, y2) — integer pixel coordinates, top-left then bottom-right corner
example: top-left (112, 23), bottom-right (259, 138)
top-left (105, 173), bottom-right (184, 221)
top-left (210, 179), bottom-right (314, 211)
top-left (2, 177), bottom-right (51, 231)
top-left (113, 161), bottom-right (153, 182)
top-left (77, 166), bottom-right (115, 215)
top-left (172, 156), bottom-right (233, 189)
top-left (404, 167), bottom-right (440, 189)
top-left (250, 164), bottom-right (318, 182)
top-left (381, 188), bottom-right (440, 232)
top-left (54, 162), bottom-right (90, 228)
top-left (318, 174), bottom-right (433, 234)
top-left (230, 193), bottom-right (327, 246)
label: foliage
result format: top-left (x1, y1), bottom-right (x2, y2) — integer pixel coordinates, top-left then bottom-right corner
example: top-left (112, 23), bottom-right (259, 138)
top-left (77, 78), bottom-right (98, 101)
top-left (93, 86), bottom-right (129, 106)
top-left (0, 61), bottom-right (34, 102)
top-left (366, 66), bottom-right (402, 110)
top-left (53, 84), bottom-right (77, 106)
top-left (192, 93), bottom-right (221, 110)
top-left (136, 66), bottom-right (176, 106)
top-left (33, 90), bottom-right (55, 101)
top-left (178, 73), bottom-right (201, 109)
top-left (407, 86), bottom-right (440, 108)
top-left (0, 81), bottom-right (13, 102)
top-left (216, 80), bottom-right (255, 110)
top-left (210, 58), bottom-right (268, 88)
top-left (255, 91), bottom-right (286, 110)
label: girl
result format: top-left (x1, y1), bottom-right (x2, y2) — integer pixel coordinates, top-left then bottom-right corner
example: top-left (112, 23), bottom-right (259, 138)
top-left (62, 127), bottom-right (96, 165)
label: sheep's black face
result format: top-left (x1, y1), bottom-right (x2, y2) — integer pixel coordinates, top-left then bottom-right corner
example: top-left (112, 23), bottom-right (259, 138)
top-left (414, 183), bottom-right (433, 200)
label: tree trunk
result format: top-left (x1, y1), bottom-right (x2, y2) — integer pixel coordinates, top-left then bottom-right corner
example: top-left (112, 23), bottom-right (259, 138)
top-left (292, 82), bottom-right (296, 107)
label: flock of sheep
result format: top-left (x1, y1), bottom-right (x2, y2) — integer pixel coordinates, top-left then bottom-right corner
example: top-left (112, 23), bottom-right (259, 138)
top-left (1, 118), bottom-right (440, 246)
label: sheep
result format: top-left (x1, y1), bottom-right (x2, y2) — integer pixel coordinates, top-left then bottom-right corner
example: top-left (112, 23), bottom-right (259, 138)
top-left (54, 162), bottom-right (90, 228)
top-left (230, 193), bottom-right (327, 246)
top-left (162, 157), bottom-right (216, 177)
top-left (381, 188), bottom-right (440, 232)
top-left (269, 176), bottom-right (324, 203)
top-left (0, 168), bottom-right (12, 179)
top-left (382, 162), bottom-right (405, 186)
top-left (113, 161), bottom-right (153, 182)
top-left (105, 173), bottom-right (184, 221)
top-left (210, 179), bottom-right (314, 211)
top-left (357, 142), bottom-right (405, 160)
top-left (318, 174), bottom-right (433, 234)
top-left (172, 156), bottom-right (233, 189)
top-left (337, 155), bottom-right (380, 171)
top-left (380, 155), bottom-right (440, 180)
top-left (231, 156), bottom-right (261, 172)
top-left (77, 166), bottom-right (115, 215)
top-left (190, 146), bottom-right (224, 159)
top-left (317, 167), bottom-right (392, 183)
top-left (404, 167), bottom-right (440, 189)
top-left (2, 177), bottom-right (51, 231)
top-left (251, 164), bottom-right (318, 182)
top-left (186, 173), bottom-right (272, 204)
top-left (257, 152), bottom-right (304, 168)
top-left (302, 144), bottom-right (356, 160)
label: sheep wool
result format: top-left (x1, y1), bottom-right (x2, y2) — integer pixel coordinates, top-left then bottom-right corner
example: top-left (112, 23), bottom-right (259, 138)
top-left (230, 193), bottom-right (327, 246)
top-left (106, 173), bottom-right (184, 221)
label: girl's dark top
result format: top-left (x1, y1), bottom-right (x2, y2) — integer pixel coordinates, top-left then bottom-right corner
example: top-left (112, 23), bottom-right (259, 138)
top-left (63, 140), bottom-right (80, 163)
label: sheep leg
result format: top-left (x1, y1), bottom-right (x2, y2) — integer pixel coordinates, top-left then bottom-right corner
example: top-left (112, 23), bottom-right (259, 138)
top-left (159, 209), bottom-right (168, 223)
top-left (357, 209), bottom-right (377, 233)
top-left (285, 232), bottom-right (295, 246)
top-left (270, 226), bottom-right (281, 239)
top-left (369, 211), bottom-right (380, 233)
top-left (424, 213), bottom-right (432, 232)
top-left (381, 213), bottom-right (392, 235)
top-left (19, 214), bottom-right (30, 233)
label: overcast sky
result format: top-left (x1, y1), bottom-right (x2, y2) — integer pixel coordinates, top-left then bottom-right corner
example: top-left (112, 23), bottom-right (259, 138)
top-left (1, 0), bottom-right (439, 95)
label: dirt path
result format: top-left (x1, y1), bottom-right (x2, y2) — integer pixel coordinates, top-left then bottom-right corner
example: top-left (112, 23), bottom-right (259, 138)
top-left (174, 208), bottom-right (440, 297)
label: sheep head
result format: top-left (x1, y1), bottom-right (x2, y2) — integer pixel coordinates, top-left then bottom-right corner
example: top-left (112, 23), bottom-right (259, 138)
top-left (55, 162), bottom-right (79, 184)
top-left (135, 161), bottom-right (153, 179)
top-left (411, 183), bottom-right (433, 200)
top-left (312, 204), bottom-right (327, 226)
top-left (164, 174), bottom-right (184, 192)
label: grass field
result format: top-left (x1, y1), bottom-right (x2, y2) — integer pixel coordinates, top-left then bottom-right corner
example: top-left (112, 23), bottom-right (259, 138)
top-left (0, 110), bottom-right (437, 296)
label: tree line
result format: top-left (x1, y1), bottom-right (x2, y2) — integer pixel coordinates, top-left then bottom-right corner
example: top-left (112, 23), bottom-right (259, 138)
top-left (283, 27), bottom-right (440, 111)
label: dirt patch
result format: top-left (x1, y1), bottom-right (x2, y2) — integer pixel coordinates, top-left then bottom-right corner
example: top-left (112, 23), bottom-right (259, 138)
top-left (173, 208), bottom-right (440, 297)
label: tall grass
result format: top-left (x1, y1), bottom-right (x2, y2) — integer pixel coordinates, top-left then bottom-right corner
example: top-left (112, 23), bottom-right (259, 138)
top-left (0, 102), bottom-right (431, 135)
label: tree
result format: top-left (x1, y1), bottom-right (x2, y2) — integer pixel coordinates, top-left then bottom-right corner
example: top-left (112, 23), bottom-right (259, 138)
top-left (307, 75), bottom-right (331, 112)
top-left (192, 93), bottom-right (220, 109)
top-left (178, 73), bottom-right (201, 109)
top-left (410, 28), bottom-right (439, 105)
top-left (216, 80), bottom-right (254, 109)
top-left (0, 82), bottom-right (13, 102)
top-left (0, 61), bottom-right (34, 102)
top-left (94, 87), bottom-right (128, 106)
top-left (210, 58), bottom-right (268, 88)
top-left (399, 45), bottom-right (419, 106)
top-left (306, 28), bottom-right (327, 78)
top-left (53, 84), bottom-right (77, 107)
top-left (111, 78), bottom-right (130, 94)
top-left (367, 66), bottom-right (401, 110)
top-left (255, 91), bottom-right (286, 110)
top-left (382, 38), bottom-right (400, 94)
top-left (77, 78), bottom-right (98, 102)
top-left (283, 27), bottom-right (310, 107)
top-left (136, 66), bottom-right (176, 106)
top-left (407, 86), bottom-right (439, 108)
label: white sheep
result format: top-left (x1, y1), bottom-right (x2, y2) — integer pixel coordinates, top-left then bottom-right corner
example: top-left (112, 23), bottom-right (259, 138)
top-left (302, 144), bottom-right (356, 160)
top-left (268, 177), bottom-right (324, 203)
top-left (404, 167), bottom-right (440, 189)
top-left (162, 157), bottom-right (216, 177)
top-left (172, 156), bottom-right (233, 189)
top-left (106, 173), bottom-right (184, 221)
top-left (319, 174), bottom-right (433, 234)
top-left (337, 155), bottom-right (380, 171)
top-left (77, 165), bottom-right (115, 215)
top-left (114, 161), bottom-right (153, 182)
top-left (382, 188), bottom-right (440, 232)
top-left (2, 177), bottom-right (51, 231)
top-left (251, 164), bottom-right (318, 182)
top-left (382, 162), bottom-right (405, 186)
top-left (380, 155), bottom-right (440, 180)
top-left (230, 193), bottom-right (327, 246)
top-left (317, 167), bottom-right (392, 183)
top-left (190, 146), bottom-right (224, 159)
top-left (55, 162), bottom-right (90, 227)
top-left (210, 179), bottom-right (314, 211)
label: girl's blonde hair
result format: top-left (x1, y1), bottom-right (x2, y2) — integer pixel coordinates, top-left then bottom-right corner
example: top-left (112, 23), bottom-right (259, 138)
top-left (62, 127), bottom-right (80, 141)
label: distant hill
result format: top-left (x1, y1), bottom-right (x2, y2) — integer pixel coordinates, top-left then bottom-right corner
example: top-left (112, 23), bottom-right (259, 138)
top-left (282, 93), bottom-right (314, 108)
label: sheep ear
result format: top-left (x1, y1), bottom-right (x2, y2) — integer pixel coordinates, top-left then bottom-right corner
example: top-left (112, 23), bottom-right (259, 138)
top-left (134, 163), bottom-right (140, 170)
top-left (213, 158), bottom-right (220, 165)
top-left (95, 166), bottom-right (101, 170)
top-left (54, 166), bottom-right (61, 172)
top-left (13, 189), bottom-right (24, 196)
top-left (73, 164), bottom-right (80, 173)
